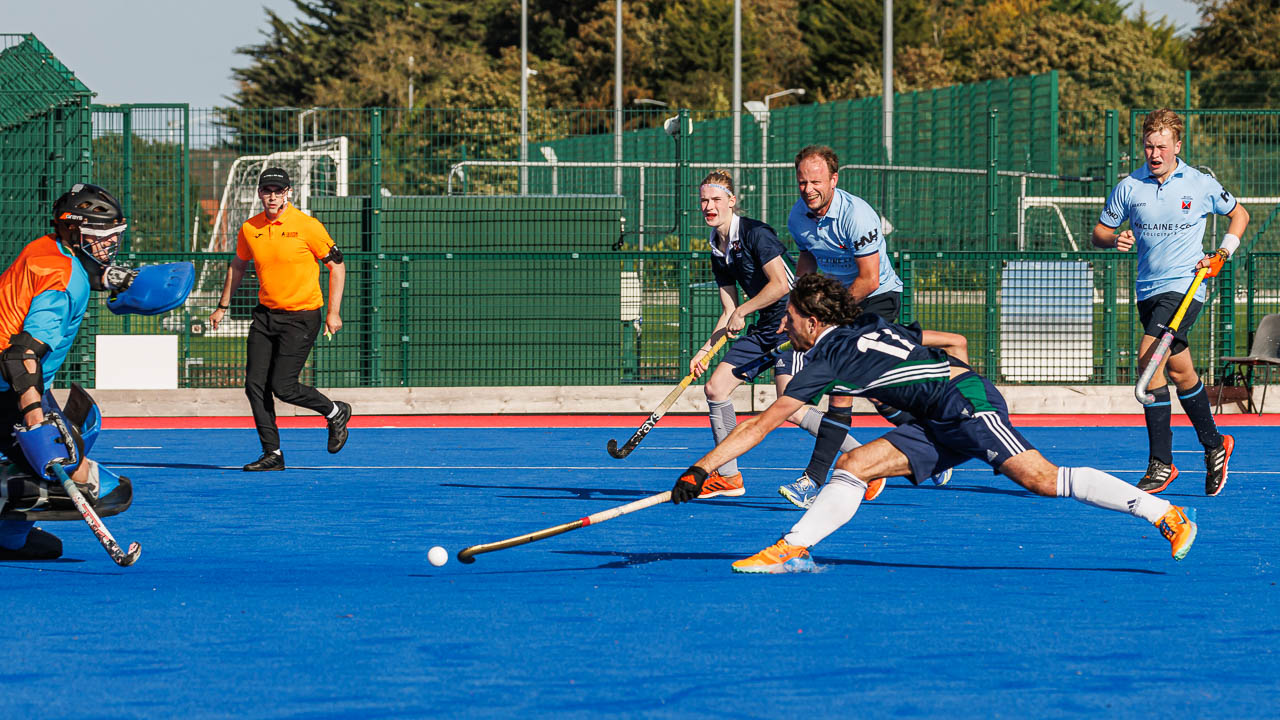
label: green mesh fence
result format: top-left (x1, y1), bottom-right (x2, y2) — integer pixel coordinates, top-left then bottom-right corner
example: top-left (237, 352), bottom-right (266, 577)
top-left (8, 38), bottom-right (1280, 389)
top-left (0, 34), bottom-right (93, 253)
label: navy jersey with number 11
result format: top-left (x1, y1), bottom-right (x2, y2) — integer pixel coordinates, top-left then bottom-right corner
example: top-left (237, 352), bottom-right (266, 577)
top-left (784, 314), bottom-right (954, 415)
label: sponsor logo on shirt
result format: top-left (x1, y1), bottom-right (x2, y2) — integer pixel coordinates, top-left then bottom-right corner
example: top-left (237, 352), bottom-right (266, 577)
top-left (1104, 208), bottom-right (1121, 220)
top-left (1181, 196), bottom-right (1193, 213)
top-left (1221, 190), bottom-right (1233, 204)
top-left (282, 231), bottom-right (299, 237)
top-left (853, 228), bottom-right (878, 251)
top-left (1133, 222), bottom-right (1195, 231)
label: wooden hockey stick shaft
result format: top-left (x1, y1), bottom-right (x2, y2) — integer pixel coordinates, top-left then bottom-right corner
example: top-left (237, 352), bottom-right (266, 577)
top-left (457, 490), bottom-right (671, 563)
top-left (1135, 267), bottom-right (1209, 405)
top-left (606, 333), bottom-right (730, 458)
top-left (50, 463), bottom-right (140, 567)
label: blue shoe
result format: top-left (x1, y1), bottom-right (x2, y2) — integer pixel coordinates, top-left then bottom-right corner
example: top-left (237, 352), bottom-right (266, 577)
top-left (778, 474), bottom-right (820, 509)
top-left (930, 468), bottom-right (953, 486)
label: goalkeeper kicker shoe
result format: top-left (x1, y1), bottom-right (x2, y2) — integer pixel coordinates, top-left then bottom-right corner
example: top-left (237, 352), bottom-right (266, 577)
top-left (778, 474), bottom-right (820, 509)
top-left (698, 471), bottom-right (745, 499)
top-left (732, 538), bottom-right (817, 574)
top-left (1155, 505), bottom-right (1198, 561)
top-left (0, 526), bottom-right (62, 560)
top-left (1204, 434), bottom-right (1233, 497)
top-left (1137, 458), bottom-right (1178, 494)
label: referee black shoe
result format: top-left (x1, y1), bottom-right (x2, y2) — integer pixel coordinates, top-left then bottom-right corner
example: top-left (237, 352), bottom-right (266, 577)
top-left (243, 452), bottom-right (285, 472)
top-left (1137, 458), bottom-right (1177, 494)
top-left (1205, 434), bottom-right (1234, 497)
top-left (327, 401), bottom-right (352, 454)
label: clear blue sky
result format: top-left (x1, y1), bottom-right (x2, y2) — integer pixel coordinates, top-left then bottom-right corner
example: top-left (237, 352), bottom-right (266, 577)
top-left (6, 0), bottom-right (1204, 109)
top-left (6, 0), bottom-right (302, 108)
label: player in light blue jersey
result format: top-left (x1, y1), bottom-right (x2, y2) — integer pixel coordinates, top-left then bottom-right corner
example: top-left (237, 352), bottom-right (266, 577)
top-left (779, 146), bottom-right (954, 508)
top-left (1092, 109), bottom-right (1249, 497)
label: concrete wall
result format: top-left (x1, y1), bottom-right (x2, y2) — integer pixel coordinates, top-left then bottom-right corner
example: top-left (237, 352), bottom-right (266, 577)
top-left (66, 385), bottom-right (1276, 417)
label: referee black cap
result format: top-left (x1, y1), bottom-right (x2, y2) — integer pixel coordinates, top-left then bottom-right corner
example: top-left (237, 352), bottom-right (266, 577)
top-left (258, 167), bottom-right (292, 190)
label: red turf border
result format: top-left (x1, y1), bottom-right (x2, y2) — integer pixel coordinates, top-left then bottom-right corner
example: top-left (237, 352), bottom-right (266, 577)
top-left (104, 413), bottom-right (1280, 429)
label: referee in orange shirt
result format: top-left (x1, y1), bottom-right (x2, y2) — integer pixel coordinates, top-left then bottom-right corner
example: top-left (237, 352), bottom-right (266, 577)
top-left (210, 167), bottom-right (350, 471)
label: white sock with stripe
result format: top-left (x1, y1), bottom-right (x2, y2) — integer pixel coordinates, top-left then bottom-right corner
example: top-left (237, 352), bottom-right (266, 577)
top-left (798, 407), bottom-right (862, 453)
top-left (1056, 466), bottom-right (1170, 523)
top-left (784, 470), bottom-right (867, 547)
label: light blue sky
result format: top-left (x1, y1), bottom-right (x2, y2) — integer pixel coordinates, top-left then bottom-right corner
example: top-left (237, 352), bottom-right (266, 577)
top-left (5, 0), bottom-right (1204, 109)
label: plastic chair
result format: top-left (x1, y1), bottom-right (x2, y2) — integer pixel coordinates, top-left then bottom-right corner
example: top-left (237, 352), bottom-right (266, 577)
top-left (1216, 313), bottom-right (1280, 414)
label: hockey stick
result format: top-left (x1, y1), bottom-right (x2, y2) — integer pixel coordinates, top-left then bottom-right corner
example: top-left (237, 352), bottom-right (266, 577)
top-left (457, 490), bottom-right (671, 564)
top-left (49, 463), bottom-right (140, 567)
top-left (1135, 266), bottom-right (1210, 405)
top-left (606, 334), bottom-right (730, 458)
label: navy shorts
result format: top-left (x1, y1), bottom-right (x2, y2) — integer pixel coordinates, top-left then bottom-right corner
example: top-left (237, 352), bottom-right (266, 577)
top-left (1138, 291), bottom-right (1203, 355)
top-left (859, 291), bottom-right (901, 323)
top-left (722, 324), bottom-right (796, 381)
top-left (880, 372), bottom-right (1035, 483)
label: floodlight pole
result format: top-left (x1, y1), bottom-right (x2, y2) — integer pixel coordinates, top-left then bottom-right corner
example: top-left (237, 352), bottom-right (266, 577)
top-left (614, 0), bottom-right (623, 196)
top-left (883, 0), bottom-right (893, 164)
top-left (732, 0), bottom-right (742, 177)
top-left (520, 0), bottom-right (529, 195)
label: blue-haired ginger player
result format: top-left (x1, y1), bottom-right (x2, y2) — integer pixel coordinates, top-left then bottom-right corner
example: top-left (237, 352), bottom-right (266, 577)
top-left (670, 273), bottom-right (1199, 573)
top-left (1091, 108), bottom-right (1247, 497)
top-left (0, 183), bottom-right (193, 560)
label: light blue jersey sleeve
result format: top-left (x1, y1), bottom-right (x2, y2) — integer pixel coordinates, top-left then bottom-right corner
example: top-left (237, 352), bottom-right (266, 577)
top-left (24, 289), bottom-right (70, 348)
top-left (842, 197), bottom-right (886, 257)
top-left (24, 289), bottom-right (73, 386)
top-left (1205, 177), bottom-right (1237, 217)
top-left (1099, 181), bottom-right (1131, 229)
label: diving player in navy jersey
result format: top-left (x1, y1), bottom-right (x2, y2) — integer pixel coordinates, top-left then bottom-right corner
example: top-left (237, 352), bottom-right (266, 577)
top-left (670, 273), bottom-right (1200, 573)
top-left (687, 171), bottom-right (796, 499)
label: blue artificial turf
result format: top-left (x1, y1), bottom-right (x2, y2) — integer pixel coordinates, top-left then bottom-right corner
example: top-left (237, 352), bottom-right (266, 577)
top-left (1, 423), bottom-right (1275, 718)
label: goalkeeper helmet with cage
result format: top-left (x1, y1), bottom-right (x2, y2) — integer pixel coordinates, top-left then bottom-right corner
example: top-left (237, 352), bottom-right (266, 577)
top-left (52, 183), bottom-right (127, 289)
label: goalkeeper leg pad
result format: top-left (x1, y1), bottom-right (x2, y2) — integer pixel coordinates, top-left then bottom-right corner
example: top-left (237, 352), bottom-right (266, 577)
top-left (0, 461), bottom-right (132, 521)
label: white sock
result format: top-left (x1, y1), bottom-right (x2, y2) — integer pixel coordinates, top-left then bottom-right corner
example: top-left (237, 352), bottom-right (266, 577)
top-left (326, 403), bottom-right (340, 419)
top-left (784, 470), bottom-right (867, 547)
top-left (708, 399), bottom-right (739, 477)
top-left (798, 407), bottom-right (862, 453)
top-left (1056, 466), bottom-right (1170, 524)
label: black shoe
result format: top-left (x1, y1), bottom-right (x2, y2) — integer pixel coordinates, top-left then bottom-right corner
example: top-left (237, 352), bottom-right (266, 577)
top-left (243, 452), bottom-right (285, 472)
top-left (327, 401), bottom-right (352, 454)
top-left (1137, 458), bottom-right (1178, 494)
top-left (0, 527), bottom-right (62, 560)
top-left (1205, 434), bottom-right (1234, 497)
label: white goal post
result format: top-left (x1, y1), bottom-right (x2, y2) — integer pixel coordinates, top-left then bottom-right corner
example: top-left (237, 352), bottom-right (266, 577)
top-left (199, 136), bottom-right (349, 254)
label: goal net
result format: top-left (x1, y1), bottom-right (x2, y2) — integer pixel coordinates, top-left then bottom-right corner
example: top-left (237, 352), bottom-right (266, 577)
top-left (191, 137), bottom-right (349, 318)
top-left (200, 137), bottom-right (349, 254)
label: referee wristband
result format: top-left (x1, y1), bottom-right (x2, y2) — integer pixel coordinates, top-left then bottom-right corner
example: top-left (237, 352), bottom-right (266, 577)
top-left (216, 303), bottom-right (230, 310)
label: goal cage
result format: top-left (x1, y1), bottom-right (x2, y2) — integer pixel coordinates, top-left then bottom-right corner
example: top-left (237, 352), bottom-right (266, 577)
top-left (201, 136), bottom-right (349, 255)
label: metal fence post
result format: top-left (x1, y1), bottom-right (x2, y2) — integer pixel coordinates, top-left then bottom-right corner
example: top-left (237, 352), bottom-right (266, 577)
top-left (1104, 110), bottom-right (1117, 189)
top-left (898, 251), bottom-right (913, 324)
top-left (985, 109), bottom-right (1000, 374)
top-left (368, 108), bottom-right (383, 385)
top-left (1102, 257), bottom-right (1117, 383)
top-left (1218, 256), bottom-right (1236, 366)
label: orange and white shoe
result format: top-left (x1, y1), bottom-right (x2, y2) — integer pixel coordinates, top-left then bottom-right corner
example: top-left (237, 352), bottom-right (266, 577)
top-left (699, 471), bottom-right (745, 499)
top-left (731, 538), bottom-right (817, 574)
top-left (1155, 505), bottom-right (1198, 561)
top-left (863, 477), bottom-right (887, 501)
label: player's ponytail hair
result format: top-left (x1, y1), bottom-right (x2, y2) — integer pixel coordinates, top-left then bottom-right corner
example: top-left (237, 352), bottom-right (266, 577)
top-left (790, 273), bottom-right (862, 326)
